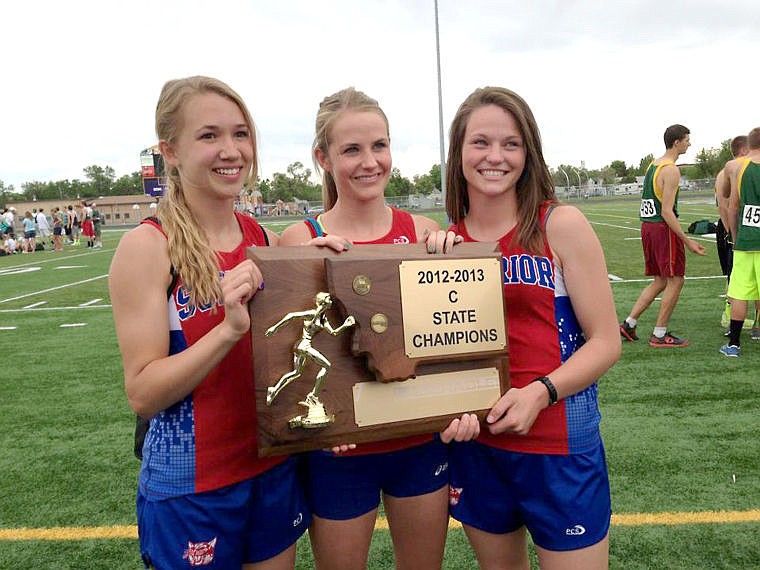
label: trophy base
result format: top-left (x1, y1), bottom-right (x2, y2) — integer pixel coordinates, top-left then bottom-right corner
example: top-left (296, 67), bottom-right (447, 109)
top-left (288, 401), bottom-right (335, 430)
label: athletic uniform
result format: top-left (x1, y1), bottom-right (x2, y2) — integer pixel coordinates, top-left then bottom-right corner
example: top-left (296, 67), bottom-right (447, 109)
top-left (137, 213), bottom-right (310, 568)
top-left (727, 159), bottom-right (760, 301)
top-left (52, 212), bottom-right (64, 236)
top-left (639, 160), bottom-right (685, 277)
top-left (303, 207), bottom-right (449, 519)
top-left (81, 217), bottom-right (94, 239)
top-left (448, 204), bottom-right (611, 552)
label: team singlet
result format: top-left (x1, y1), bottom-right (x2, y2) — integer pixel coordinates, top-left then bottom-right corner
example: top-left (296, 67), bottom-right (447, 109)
top-left (139, 213), bottom-right (284, 499)
top-left (640, 160), bottom-right (679, 222)
top-left (450, 204), bottom-right (602, 455)
top-left (734, 159), bottom-right (760, 251)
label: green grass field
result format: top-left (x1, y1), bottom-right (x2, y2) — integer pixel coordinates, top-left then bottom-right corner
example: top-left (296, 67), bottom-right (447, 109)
top-left (1, 195), bottom-right (758, 569)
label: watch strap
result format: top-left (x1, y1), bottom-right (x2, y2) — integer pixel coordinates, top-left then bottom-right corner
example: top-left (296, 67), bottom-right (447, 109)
top-left (533, 376), bottom-right (558, 406)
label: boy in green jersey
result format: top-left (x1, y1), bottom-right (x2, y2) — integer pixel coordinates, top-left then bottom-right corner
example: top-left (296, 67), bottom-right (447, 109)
top-left (620, 125), bottom-right (706, 347)
top-left (722, 127), bottom-right (760, 356)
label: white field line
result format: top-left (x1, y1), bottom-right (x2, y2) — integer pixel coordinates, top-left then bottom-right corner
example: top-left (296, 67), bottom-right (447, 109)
top-left (0, 304), bottom-right (111, 314)
top-left (59, 323), bottom-right (87, 328)
top-left (588, 220), bottom-right (715, 242)
top-left (79, 298), bottom-right (102, 306)
top-left (611, 275), bottom-right (725, 284)
top-left (23, 301), bottom-right (47, 309)
top-left (0, 274), bottom-right (108, 304)
top-left (0, 249), bottom-right (105, 270)
top-left (0, 326), bottom-right (17, 330)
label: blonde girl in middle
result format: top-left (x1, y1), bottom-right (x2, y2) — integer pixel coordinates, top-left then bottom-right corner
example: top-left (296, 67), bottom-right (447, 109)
top-left (279, 87), bottom-right (477, 570)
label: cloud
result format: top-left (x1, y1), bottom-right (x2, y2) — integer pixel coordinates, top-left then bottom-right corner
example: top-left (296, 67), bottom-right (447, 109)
top-left (1, 0), bottom-right (759, 192)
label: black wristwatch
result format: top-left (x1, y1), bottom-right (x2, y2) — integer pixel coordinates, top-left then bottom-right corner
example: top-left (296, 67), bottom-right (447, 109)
top-left (532, 376), bottom-right (558, 406)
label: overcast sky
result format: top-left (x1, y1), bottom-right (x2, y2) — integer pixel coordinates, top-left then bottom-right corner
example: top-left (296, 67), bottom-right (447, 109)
top-left (2, 0), bottom-right (759, 192)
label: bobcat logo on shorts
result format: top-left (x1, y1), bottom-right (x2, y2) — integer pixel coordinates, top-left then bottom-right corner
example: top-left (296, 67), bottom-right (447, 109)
top-left (182, 537), bottom-right (217, 566)
top-left (393, 235), bottom-right (411, 244)
top-left (449, 486), bottom-right (463, 506)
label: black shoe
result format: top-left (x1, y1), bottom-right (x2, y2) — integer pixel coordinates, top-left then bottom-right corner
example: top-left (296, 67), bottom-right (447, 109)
top-left (620, 321), bottom-right (638, 341)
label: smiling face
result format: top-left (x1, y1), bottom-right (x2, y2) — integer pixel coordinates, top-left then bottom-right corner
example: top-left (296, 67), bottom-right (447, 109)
top-left (316, 110), bottom-right (390, 204)
top-left (461, 104), bottom-right (526, 201)
top-left (160, 92), bottom-right (253, 202)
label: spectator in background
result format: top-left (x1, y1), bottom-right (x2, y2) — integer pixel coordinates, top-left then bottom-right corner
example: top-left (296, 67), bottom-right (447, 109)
top-left (51, 207), bottom-right (65, 251)
top-left (63, 205), bottom-right (73, 244)
top-left (68, 204), bottom-right (81, 245)
top-left (81, 211), bottom-right (95, 248)
top-left (22, 211), bottom-right (36, 252)
top-left (36, 208), bottom-right (52, 250)
top-left (2, 207), bottom-right (16, 232)
top-left (92, 202), bottom-right (103, 248)
top-left (2, 232), bottom-right (17, 254)
top-left (251, 187), bottom-right (264, 216)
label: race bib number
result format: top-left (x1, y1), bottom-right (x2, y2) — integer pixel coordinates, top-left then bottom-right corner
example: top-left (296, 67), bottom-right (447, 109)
top-left (640, 199), bottom-right (657, 218)
top-left (742, 205), bottom-right (760, 228)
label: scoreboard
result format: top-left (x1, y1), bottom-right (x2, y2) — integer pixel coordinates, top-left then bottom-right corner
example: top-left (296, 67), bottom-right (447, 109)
top-left (140, 146), bottom-right (167, 197)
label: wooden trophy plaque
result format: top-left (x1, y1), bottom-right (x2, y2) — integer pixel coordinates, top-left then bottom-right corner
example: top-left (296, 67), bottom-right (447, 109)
top-left (248, 242), bottom-right (509, 457)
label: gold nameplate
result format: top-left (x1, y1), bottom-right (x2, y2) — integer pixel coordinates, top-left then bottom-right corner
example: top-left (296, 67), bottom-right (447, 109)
top-left (353, 367), bottom-right (501, 427)
top-left (399, 258), bottom-right (506, 359)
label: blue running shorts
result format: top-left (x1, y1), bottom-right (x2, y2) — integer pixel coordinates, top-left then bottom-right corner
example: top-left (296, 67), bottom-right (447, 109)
top-left (448, 441), bottom-right (611, 551)
top-left (306, 438), bottom-right (449, 520)
top-left (136, 457), bottom-right (310, 568)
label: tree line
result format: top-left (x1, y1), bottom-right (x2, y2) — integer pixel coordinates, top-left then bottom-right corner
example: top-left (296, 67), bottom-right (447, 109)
top-left (0, 140), bottom-right (734, 207)
top-left (551, 139), bottom-right (734, 188)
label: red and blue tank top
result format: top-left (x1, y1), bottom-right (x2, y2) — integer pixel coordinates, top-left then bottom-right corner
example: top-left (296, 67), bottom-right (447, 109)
top-left (139, 213), bottom-right (284, 499)
top-left (450, 204), bottom-right (602, 455)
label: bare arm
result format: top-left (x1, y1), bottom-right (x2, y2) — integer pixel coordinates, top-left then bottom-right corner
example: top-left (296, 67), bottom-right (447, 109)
top-left (487, 206), bottom-right (621, 435)
top-left (279, 220), bottom-right (351, 251)
top-left (726, 160), bottom-right (741, 242)
top-left (715, 169), bottom-right (730, 230)
top-left (412, 214), bottom-right (441, 239)
top-left (265, 310), bottom-right (313, 336)
top-left (412, 213), bottom-right (463, 253)
top-left (109, 226), bottom-right (261, 418)
top-left (659, 165), bottom-right (706, 255)
top-left (264, 227), bottom-right (280, 246)
top-left (323, 315), bottom-right (356, 336)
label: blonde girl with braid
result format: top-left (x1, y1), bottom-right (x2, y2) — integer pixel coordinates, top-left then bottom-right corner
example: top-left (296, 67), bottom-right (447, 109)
top-left (109, 76), bottom-right (310, 570)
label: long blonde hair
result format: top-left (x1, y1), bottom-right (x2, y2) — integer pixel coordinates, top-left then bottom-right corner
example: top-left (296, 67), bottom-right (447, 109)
top-left (155, 76), bottom-right (258, 308)
top-left (446, 87), bottom-right (556, 254)
top-left (313, 87), bottom-right (389, 211)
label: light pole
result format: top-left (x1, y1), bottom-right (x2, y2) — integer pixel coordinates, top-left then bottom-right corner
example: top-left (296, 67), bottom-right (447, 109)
top-left (434, 0), bottom-right (446, 204)
top-left (570, 167), bottom-right (582, 199)
top-left (558, 167), bottom-right (570, 196)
